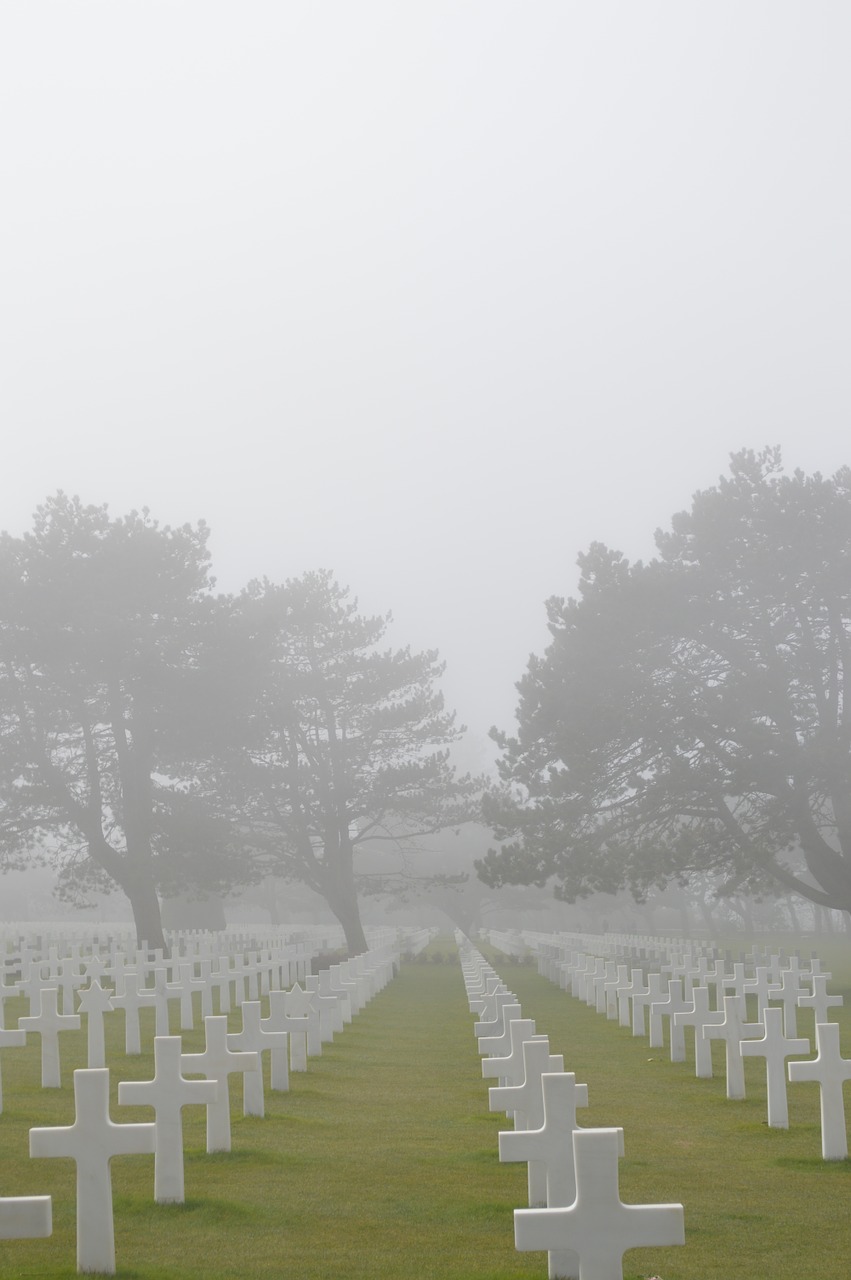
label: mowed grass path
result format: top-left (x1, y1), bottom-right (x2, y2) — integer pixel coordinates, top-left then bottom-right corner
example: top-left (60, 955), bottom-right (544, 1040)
top-left (0, 953), bottom-right (542, 1280)
top-left (482, 943), bottom-right (851, 1280)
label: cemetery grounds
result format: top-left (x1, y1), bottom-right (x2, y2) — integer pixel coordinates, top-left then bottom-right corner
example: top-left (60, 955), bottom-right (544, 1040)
top-left (0, 933), bottom-right (849, 1279)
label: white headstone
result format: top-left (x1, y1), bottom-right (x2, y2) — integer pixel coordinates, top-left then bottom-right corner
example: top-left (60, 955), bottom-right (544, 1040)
top-left (227, 1001), bottom-right (289, 1117)
top-left (30, 1068), bottom-right (155, 1275)
top-left (739, 1006), bottom-right (810, 1128)
top-left (515, 1127), bottom-right (685, 1280)
top-left (180, 1015), bottom-right (259, 1152)
top-left (788, 1021), bottom-right (851, 1159)
top-left (18, 986), bottom-right (81, 1088)
top-left (118, 1036), bottom-right (217, 1202)
top-left (0, 1196), bottom-right (52, 1241)
top-left (701, 994), bottom-right (763, 1100)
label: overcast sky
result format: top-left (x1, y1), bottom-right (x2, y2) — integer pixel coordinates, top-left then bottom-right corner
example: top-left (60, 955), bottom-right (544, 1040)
top-left (2, 3), bottom-right (849, 767)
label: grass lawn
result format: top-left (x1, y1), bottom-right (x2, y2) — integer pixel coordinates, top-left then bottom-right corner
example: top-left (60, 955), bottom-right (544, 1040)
top-left (480, 935), bottom-right (851, 1280)
top-left (0, 934), bottom-right (847, 1278)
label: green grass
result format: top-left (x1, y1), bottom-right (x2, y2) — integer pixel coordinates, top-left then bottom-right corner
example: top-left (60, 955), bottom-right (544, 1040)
top-left (0, 937), bottom-right (848, 1278)
top-left (0, 955), bottom-right (542, 1279)
top-left (479, 938), bottom-right (851, 1280)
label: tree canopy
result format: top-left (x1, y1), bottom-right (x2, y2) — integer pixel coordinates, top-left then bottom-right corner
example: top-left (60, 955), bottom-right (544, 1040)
top-left (224, 570), bottom-right (480, 953)
top-left (0, 493), bottom-right (231, 949)
top-left (479, 449), bottom-right (851, 917)
top-left (0, 502), bottom-right (479, 952)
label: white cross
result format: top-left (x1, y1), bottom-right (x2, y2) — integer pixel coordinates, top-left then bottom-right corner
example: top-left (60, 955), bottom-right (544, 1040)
top-left (266, 990), bottom-right (312, 1072)
top-left (649, 979), bottom-right (692, 1059)
top-left (489, 1038), bottom-right (564, 1128)
top-left (490, 1040), bottom-right (564, 1207)
top-left (673, 985), bottom-right (724, 1078)
top-left (720, 962), bottom-right (749, 1000)
top-left (478, 1006), bottom-right (528, 1059)
top-left (499, 1072), bottom-right (591, 1207)
top-left (701, 994), bottom-right (763, 1100)
top-left (30, 1067), bottom-right (155, 1275)
top-left (797, 974), bottom-right (843, 1027)
top-left (18, 986), bottom-right (81, 1088)
top-left (742, 965), bottom-right (780, 1018)
top-left (768, 967), bottom-right (806, 1038)
top-left (482, 1020), bottom-right (542, 1087)
top-left (305, 974), bottom-right (345, 1035)
top-left (474, 992), bottom-right (519, 1041)
top-left (740, 1006), bottom-right (810, 1128)
top-left (788, 1022), bottom-right (851, 1159)
top-left (110, 972), bottom-right (157, 1055)
top-left (180, 1015), bottom-right (259, 1152)
top-left (227, 1001), bottom-right (288, 1116)
top-left (118, 1036), bottom-right (217, 1202)
top-left (515, 1127), bottom-right (684, 1280)
top-left (631, 972), bottom-right (666, 1039)
top-left (614, 968), bottom-right (644, 1029)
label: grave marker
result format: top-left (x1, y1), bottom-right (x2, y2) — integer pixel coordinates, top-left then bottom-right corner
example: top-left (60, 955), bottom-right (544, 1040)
top-left (180, 1015), bottom-right (259, 1152)
top-left (227, 1001), bottom-right (289, 1116)
top-left (0, 1196), bottom-right (52, 1241)
top-left (739, 1006), bottom-right (810, 1128)
top-left (701, 994), bottom-right (763, 1100)
top-left (118, 1036), bottom-right (217, 1202)
top-left (515, 1128), bottom-right (685, 1280)
top-left (30, 1068), bottom-right (155, 1275)
top-left (18, 986), bottom-right (81, 1088)
top-left (788, 1022), bottom-right (851, 1159)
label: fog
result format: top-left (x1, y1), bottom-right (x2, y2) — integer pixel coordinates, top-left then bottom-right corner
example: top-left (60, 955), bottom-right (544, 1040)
top-left (2, 2), bottom-right (850, 762)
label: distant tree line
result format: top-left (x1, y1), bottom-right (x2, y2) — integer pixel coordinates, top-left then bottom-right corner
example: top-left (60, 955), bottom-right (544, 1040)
top-left (5, 450), bottom-right (851, 951)
top-left (0, 493), bottom-right (478, 952)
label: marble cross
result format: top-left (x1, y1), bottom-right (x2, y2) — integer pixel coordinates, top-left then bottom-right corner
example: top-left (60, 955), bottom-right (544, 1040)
top-left (701, 994), bottom-right (763, 1100)
top-left (30, 1067), bottom-right (155, 1275)
top-left (514, 1127), bottom-right (684, 1280)
top-left (180, 1015), bottom-right (259, 1152)
top-left (673, 985), bottom-right (724, 1078)
top-left (499, 1071), bottom-right (592, 1208)
top-left (768, 967), bottom-right (807, 1038)
top-left (110, 972), bottom-right (157, 1055)
top-left (118, 1036), bottom-right (217, 1202)
top-left (649, 978), bottom-right (691, 1059)
top-left (227, 1001), bottom-right (289, 1116)
top-left (18, 986), bottom-right (81, 1088)
top-left (266, 990), bottom-right (311, 1072)
top-left (797, 974), bottom-right (843, 1027)
top-left (739, 1006), bottom-right (810, 1128)
top-left (788, 1021), bottom-right (851, 1159)
top-left (481, 1020), bottom-right (541, 1087)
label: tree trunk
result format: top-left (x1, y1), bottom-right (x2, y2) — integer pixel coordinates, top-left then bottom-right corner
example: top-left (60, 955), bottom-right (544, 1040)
top-left (321, 838), bottom-right (369, 955)
top-left (125, 876), bottom-right (167, 953)
top-left (323, 870), bottom-right (368, 955)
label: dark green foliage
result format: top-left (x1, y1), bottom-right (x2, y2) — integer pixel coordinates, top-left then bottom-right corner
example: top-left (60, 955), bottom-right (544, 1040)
top-left (0, 494), bottom-right (228, 948)
top-left (480, 450), bottom-right (851, 914)
top-left (224, 571), bottom-right (481, 951)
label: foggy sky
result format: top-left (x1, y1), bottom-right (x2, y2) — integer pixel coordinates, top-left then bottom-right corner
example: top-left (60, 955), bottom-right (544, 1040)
top-left (2, 3), bottom-right (849, 766)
